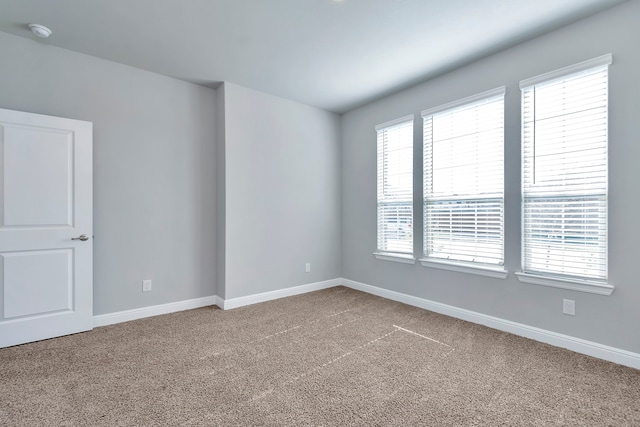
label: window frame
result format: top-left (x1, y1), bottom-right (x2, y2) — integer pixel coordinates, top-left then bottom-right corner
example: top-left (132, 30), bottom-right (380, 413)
top-left (374, 114), bottom-right (416, 263)
top-left (419, 87), bottom-right (507, 278)
top-left (517, 54), bottom-right (614, 296)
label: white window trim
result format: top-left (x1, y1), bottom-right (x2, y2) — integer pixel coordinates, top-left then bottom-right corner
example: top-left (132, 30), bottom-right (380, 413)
top-left (376, 114), bottom-right (414, 256)
top-left (375, 114), bottom-right (415, 131)
top-left (422, 86), bottom-right (506, 267)
top-left (515, 272), bottom-right (614, 296)
top-left (419, 258), bottom-right (508, 279)
top-left (519, 54), bottom-right (611, 284)
top-left (374, 252), bottom-right (416, 264)
top-left (421, 86), bottom-right (506, 118)
top-left (519, 54), bottom-right (612, 89)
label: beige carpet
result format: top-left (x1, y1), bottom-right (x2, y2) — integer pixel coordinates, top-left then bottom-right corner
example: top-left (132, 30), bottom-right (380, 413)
top-left (1, 286), bottom-right (639, 426)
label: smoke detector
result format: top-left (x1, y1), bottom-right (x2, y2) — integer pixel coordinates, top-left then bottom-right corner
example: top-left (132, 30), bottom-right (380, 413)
top-left (29, 24), bottom-right (52, 38)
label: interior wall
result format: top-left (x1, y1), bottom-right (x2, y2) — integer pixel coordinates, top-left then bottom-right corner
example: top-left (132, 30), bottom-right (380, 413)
top-left (0, 32), bottom-right (217, 315)
top-left (215, 85), bottom-right (226, 299)
top-left (341, 1), bottom-right (640, 353)
top-left (221, 83), bottom-right (341, 299)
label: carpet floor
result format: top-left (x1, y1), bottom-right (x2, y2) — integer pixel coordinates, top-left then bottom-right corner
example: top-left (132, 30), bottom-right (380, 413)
top-left (1, 286), bottom-right (639, 426)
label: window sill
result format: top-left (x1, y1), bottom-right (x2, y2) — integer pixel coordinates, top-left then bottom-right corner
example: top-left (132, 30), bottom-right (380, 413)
top-left (515, 272), bottom-right (614, 296)
top-left (419, 258), bottom-right (508, 279)
top-left (373, 252), bottom-right (416, 264)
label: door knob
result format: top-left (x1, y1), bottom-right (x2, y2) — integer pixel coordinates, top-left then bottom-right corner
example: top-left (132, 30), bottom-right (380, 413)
top-left (72, 234), bottom-right (89, 241)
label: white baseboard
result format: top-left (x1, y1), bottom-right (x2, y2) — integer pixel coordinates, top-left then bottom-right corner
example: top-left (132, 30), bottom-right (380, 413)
top-left (90, 278), bottom-right (640, 370)
top-left (219, 278), bottom-right (342, 310)
top-left (91, 279), bottom-right (341, 327)
top-left (93, 295), bottom-right (218, 327)
top-left (341, 278), bottom-right (640, 370)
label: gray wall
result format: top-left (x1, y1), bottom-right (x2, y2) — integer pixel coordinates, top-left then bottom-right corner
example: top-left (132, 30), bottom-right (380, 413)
top-left (221, 83), bottom-right (341, 299)
top-left (215, 84), bottom-right (226, 299)
top-left (0, 32), bottom-right (217, 315)
top-left (341, 1), bottom-right (640, 353)
top-left (0, 32), bottom-right (342, 313)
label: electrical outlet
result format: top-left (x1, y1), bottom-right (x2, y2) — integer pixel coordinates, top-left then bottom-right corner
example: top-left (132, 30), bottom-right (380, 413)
top-left (142, 279), bottom-right (152, 292)
top-left (562, 299), bottom-right (575, 316)
top-left (305, 263), bottom-right (311, 273)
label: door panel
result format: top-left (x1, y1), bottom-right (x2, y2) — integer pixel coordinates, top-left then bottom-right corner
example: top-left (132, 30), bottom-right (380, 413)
top-left (2, 125), bottom-right (73, 226)
top-left (0, 108), bottom-right (92, 348)
top-left (3, 250), bottom-right (72, 319)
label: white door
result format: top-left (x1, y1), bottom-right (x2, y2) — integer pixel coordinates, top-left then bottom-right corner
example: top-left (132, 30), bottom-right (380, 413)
top-left (0, 108), bottom-right (93, 348)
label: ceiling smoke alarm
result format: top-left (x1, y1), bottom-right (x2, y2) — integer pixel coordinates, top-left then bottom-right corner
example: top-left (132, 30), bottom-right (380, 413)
top-left (28, 24), bottom-right (52, 38)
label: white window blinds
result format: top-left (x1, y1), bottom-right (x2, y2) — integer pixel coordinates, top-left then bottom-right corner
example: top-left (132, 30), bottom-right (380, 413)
top-left (521, 54), bottom-right (611, 281)
top-left (422, 88), bottom-right (505, 265)
top-left (376, 115), bottom-right (414, 255)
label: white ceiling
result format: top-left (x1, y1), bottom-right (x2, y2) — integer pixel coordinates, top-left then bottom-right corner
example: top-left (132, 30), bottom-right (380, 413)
top-left (0, 0), bottom-right (628, 113)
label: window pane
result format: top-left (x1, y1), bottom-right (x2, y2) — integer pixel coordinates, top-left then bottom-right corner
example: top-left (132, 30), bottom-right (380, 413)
top-left (425, 198), bottom-right (503, 264)
top-left (377, 118), bottom-right (413, 254)
top-left (423, 89), bottom-right (505, 265)
top-left (521, 63), bottom-right (608, 281)
top-left (378, 201), bottom-right (413, 254)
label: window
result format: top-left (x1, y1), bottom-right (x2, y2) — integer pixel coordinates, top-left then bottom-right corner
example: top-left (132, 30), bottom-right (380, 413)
top-left (520, 54), bottom-right (611, 284)
top-left (422, 88), bottom-right (505, 270)
top-left (376, 115), bottom-right (414, 257)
